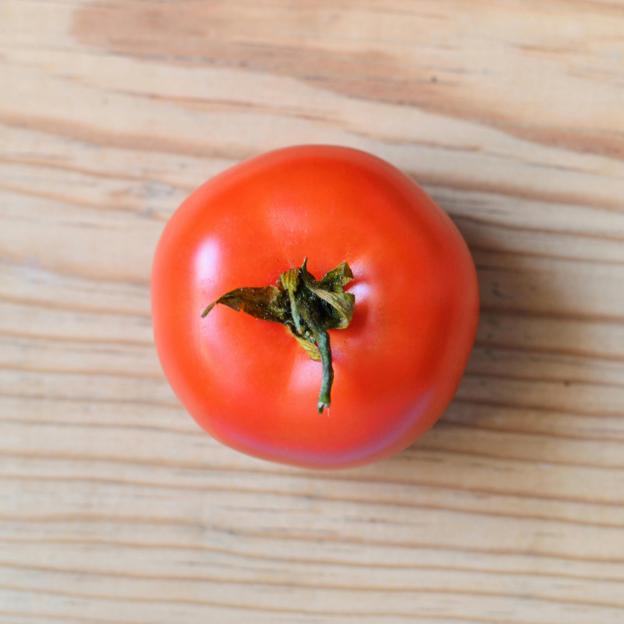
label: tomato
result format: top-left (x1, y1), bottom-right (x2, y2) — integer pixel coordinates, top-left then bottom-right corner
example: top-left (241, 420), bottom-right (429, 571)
top-left (152, 145), bottom-right (478, 468)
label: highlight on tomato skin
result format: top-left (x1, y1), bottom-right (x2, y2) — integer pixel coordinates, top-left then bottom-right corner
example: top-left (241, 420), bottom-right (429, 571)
top-left (151, 145), bottom-right (479, 469)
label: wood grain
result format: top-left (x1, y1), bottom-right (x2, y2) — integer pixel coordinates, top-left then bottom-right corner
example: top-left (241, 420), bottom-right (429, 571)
top-left (2, 1), bottom-right (624, 622)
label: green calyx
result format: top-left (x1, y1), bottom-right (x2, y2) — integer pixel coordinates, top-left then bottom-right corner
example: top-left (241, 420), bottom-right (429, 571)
top-left (201, 259), bottom-right (355, 413)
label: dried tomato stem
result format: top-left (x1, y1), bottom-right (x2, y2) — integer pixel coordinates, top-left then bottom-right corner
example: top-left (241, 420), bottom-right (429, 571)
top-left (202, 259), bottom-right (354, 413)
top-left (314, 329), bottom-right (333, 413)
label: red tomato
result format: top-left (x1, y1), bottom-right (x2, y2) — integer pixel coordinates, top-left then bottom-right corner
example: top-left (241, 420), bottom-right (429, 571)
top-left (152, 146), bottom-right (478, 468)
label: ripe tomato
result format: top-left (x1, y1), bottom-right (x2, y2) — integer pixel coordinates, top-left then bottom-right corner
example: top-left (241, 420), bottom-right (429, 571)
top-left (152, 146), bottom-right (478, 468)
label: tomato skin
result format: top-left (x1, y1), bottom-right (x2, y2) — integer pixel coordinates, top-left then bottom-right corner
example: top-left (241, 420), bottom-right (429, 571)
top-left (152, 146), bottom-right (478, 468)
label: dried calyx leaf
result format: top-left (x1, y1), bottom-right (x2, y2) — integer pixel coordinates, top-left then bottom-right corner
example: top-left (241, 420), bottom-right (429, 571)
top-left (201, 258), bottom-right (355, 413)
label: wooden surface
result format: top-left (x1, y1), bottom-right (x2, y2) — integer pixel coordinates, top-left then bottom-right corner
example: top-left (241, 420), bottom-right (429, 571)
top-left (2, 1), bottom-right (624, 622)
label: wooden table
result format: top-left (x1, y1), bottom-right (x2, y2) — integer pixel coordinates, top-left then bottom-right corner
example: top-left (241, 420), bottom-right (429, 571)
top-left (2, 1), bottom-right (624, 622)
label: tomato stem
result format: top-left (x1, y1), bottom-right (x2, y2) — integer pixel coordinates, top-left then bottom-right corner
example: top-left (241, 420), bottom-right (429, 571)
top-left (201, 259), bottom-right (355, 413)
top-left (314, 329), bottom-right (334, 413)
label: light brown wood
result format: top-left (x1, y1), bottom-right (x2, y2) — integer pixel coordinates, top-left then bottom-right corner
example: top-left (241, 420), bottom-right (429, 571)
top-left (2, 1), bottom-right (624, 622)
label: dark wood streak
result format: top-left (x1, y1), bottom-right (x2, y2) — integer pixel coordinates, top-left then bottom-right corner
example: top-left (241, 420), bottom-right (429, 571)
top-left (2, 560), bottom-right (623, 612)
top-left (4, 535), bottom-right (624, 585)
top-left (2, 471), bottom-right (624, 531)
top-left (0, 181), bottom-right (156, 220)
top-left (72, 1), bottom-right (624, 160)
top-left (2, 518), bottom-right (624, 574)
top-left (0, 391), bottom-right (179, 409)
top-left (2, 447), bottom-right (624, 515)
top-left (0, 610), bottom-right (137, 624)
top-left (1, 113), bottom-right (249, 162)
top-left (0, 294), bottom-right (150, 318)
top-left (0, 583), bottom-right (551, 624)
